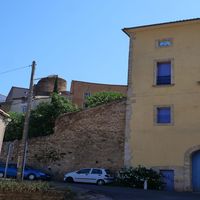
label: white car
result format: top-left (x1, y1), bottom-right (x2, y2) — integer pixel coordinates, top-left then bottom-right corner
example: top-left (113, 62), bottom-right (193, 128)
top-left (64, 168), bottom-right (114, 185)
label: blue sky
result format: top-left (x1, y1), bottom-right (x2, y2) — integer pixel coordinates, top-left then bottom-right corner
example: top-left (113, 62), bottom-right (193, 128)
top-left (0, 0), bottom-right (200, 95)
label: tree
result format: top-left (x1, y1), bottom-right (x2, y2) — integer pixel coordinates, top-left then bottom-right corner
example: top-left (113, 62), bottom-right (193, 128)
top-left (4, 93), bottom-right (79, 141)
top-left (85, 92), bottom-right (126, 108)
top-left (4, 112), bottom-right (25, 141)
top-left (53, 76), bottom-right (58, 94)
top-left (29, 93), bottom-right (79, 138)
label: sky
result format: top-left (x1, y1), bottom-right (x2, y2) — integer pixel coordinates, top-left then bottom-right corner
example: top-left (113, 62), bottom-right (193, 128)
top-left (0, 0), bottom-right (200, 96)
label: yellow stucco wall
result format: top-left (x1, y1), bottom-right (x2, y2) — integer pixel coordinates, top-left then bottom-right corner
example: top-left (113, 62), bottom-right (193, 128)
top-left (127, 21), bottom-right (200, 167)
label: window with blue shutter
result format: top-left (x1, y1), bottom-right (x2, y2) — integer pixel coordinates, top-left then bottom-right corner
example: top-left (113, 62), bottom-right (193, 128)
top-left (157, 107), bottom-right (171, 124)
top-left (156, 62), bottom-right (171, 85)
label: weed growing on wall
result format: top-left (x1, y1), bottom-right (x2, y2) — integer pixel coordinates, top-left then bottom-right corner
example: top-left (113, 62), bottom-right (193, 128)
top-left (85, 92), bottom-right (125, 108)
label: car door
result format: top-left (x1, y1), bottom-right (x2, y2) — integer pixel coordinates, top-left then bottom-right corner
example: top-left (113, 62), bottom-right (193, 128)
top-left (7, 164), bottom-right (17, 178)
top-left (89, 168), bottom-right (103, 183)
top-left (73, 169), bottom-right (91, 183)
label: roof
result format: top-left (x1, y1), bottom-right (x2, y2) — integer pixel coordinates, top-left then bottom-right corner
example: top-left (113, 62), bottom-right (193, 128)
top-left (6, 86), bottom-right (29, 102)
top-left (123, 18), bottom-right (200, 35)
top-left (71, 80), bottom-right (127, 87)
top-left (0, 109), bottom-right (10, 118)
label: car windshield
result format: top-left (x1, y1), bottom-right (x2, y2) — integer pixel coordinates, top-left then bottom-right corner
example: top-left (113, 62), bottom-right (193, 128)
top-left (105, 169), bottom-right (111, 175)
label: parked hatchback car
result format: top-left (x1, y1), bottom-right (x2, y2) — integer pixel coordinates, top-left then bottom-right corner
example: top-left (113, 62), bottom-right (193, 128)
top-left (0, 163), bottom-right (51, 180)
top-left (64, 168), bottom-right (114, 185)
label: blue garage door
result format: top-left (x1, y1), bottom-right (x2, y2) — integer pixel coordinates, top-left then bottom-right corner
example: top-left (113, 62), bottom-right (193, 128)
top-left (160, 170), bottom-right (174, 191)
top-left (192, 151), bottom-right (200, 191)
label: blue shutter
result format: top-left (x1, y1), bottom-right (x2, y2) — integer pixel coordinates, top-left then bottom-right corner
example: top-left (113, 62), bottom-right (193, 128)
top-left (157, 107), bottom-right (171, 123)
top-left (192, 151), bottom-right (200, 191)
top-left (157, 62), bottom-right (171, 85)
top-left (160, 170), bottom-right (174, 191)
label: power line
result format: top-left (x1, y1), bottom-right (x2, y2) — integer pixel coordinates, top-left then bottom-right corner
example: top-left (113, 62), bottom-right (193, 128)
top-left (0, 65), bottom-right (31, 76)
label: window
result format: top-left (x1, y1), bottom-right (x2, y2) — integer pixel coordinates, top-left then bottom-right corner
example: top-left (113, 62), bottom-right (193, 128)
top-left (157, 39), bottom-right (173, 48)
top-left (105, 169), bottom-right (111, 175)
top-left (156, 106), bottom-right (172, 124)
top-left (156, 61), bottom-right (171, 85)
top-left (91, 169), bottom-right (102, 175)
top-left (77, 169), bottom-right (91, 174)
top-left (83, 92), bottom-right (91, 108)
top-left (22, 105), bottom-right (27, 113)
top-left (84, 92), bottom-right (91, 99)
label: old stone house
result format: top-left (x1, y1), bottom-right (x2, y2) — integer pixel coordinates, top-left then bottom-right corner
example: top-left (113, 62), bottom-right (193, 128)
top-left (70, 80), bottom-right (127, 108)
top-left (0, 109), bottom-right (10, 153)
top-left (1, 77), bottom-right (127, 113)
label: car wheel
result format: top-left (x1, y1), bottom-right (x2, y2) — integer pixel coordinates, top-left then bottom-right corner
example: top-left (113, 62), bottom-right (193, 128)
top-left (97, 179), bottom-right (105, 186)
top-left (0, 172), bottom-right (4, 178)
top-left (27, 174), bottom-right (36, 180)
top-left (66, 177), bottom-right (74, 183)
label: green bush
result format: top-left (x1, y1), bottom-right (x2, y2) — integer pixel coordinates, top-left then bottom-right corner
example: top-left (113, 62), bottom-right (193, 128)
top-left (85, 92), bottom-right (126, 108)
top-left (4, 93), bottom-right (79, 141)
top-left (3, 112), bottom-right (25, 141)
top-left (0, 180), bottom-right (49, 192)
top-left (116, 166), bottom-right (164, 190)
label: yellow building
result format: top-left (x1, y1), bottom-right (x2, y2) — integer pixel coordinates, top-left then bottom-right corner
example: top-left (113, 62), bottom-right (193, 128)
top-left (123, 18), bottom-right (200, 191)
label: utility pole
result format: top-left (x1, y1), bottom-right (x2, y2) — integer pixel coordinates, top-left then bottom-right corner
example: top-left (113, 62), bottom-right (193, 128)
top-left (17, 61), bottom-right (36, 181)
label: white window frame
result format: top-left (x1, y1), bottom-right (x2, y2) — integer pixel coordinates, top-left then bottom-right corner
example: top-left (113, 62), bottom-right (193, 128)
top-left (156, 38), bottom-right (173, 48)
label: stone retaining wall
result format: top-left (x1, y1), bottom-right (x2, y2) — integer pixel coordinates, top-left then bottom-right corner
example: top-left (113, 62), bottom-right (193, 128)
top-left (1, 100), bottom-right (126, 179)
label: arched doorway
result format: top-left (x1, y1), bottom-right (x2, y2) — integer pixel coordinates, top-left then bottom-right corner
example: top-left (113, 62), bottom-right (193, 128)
top-left (192, 150), bottom-right (200, 191)
top-left (184, 145), bottom-right (200, 191)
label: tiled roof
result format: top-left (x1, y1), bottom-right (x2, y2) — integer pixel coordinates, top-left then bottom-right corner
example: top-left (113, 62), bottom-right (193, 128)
top-left (123, 18), bottom-right (200, 32)
top-left (0, 109), bottom-right (10, 118)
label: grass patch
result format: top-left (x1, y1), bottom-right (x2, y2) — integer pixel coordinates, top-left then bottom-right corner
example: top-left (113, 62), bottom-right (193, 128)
top-left (0, 180), bottom-right (50, 192)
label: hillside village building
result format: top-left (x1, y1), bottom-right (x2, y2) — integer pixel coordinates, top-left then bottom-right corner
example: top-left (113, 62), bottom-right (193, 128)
top-left (0, 109), bottom-right (10, 153)
top-left (0, 94), bottom-right (6, 103)
top-left (124, 18), bottom-right (200, 191)
top-left (0, 77), bottom-right (127, 112)
top-left (70, 80), bottom-right (127, 108)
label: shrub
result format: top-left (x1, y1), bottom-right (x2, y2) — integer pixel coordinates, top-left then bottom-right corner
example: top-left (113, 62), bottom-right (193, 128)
top-left (3, 112), bottom-right (25, 141)
top-left (4, 93), bottom-right (79, 141)
top-left (85, 92), bottom-right (126, 108)
top-left (116, 166), bottom-right (164, 190)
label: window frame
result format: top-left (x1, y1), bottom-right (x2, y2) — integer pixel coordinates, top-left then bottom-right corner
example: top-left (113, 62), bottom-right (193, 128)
top-left (22, 104), bottom-right (27, 113)
top-left (153, 105), bottom-right (174, 126)
top-left (84, 92), bottom-right (91, 99)
top-left (156, 38), bottom-right (173, 48)
top-left (91, 169), bottom-right (102, 175)
top-left (153, 58), bottom-right (174, 87)
top-left (76, 168), bottom-right (91, 174)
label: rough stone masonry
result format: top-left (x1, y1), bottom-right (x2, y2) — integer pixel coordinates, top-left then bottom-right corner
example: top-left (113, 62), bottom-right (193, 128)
top-left (1, 99), bottom-right (126, 179)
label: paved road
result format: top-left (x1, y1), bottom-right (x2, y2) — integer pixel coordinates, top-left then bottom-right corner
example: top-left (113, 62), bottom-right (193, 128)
top-left (52, 182), bottom-right (200, 200)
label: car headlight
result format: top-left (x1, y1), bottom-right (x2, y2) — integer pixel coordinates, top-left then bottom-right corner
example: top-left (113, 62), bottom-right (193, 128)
top-left (64, 174), bottom-right (68, 177)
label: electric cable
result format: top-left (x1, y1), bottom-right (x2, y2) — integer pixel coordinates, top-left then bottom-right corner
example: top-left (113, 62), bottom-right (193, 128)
top-left (0, 65), bottom-right (31, 75)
